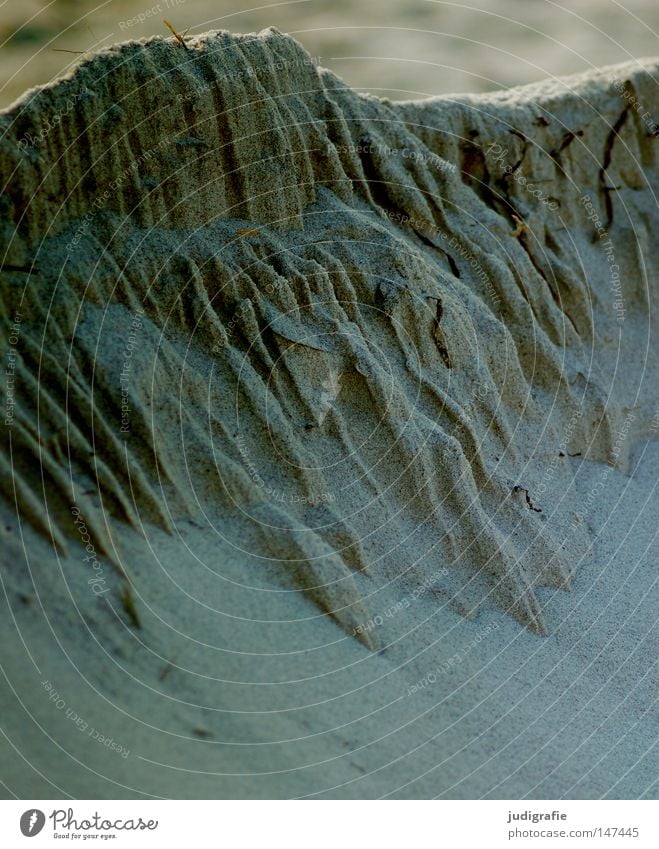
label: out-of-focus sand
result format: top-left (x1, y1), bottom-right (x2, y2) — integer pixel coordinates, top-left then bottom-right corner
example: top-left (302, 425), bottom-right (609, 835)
top-left (1, 0), bottom-right (658, 108)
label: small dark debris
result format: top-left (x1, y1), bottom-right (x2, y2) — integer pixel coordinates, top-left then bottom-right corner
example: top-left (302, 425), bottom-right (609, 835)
top-left (535, 116), bottom-right (550, 127)
top-left (193, 728), bottom-right (213, 738)
top-left (432, 300), bottom-right (452, 368)
top-left (559, 129), bottom-right (584, 152)
top-left (446, 253), bottom-right (460, 278)
top-left (508, 128), bottom-right (527, 142)
top-left (159, 661), bottom-right (175, 681)
top-left (512, 485), bottom-right (542, 512)
top-left (436, 341), bottom-right (451, 369)
top-left (599, 105), bottom-right (631, 229)
top-left (550, 129), bottom-right (585, 169)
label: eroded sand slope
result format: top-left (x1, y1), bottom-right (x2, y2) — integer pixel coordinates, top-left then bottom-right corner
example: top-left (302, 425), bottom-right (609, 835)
top-left (0, 29), bottom-right (657, 798)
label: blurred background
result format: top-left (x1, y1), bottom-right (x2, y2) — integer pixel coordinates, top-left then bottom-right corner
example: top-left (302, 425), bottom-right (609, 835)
top-left (1, 0), bottom-right (657, 107)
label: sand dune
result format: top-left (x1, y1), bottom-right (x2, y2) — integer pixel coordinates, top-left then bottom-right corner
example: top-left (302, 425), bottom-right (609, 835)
top-left (0, 29), bottom-right (657, 798)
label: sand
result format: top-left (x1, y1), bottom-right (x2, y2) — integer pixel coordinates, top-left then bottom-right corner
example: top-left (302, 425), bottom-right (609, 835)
top-left (0, 27), bottom-right (657, 798)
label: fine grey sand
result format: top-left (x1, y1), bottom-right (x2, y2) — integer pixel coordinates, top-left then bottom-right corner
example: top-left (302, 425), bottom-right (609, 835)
top-left (0, 27), bottom-right (657, 798)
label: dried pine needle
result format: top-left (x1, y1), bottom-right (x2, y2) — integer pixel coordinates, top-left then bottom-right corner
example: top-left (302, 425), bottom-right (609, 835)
top-left (163, 19), bottom-right (189, 50)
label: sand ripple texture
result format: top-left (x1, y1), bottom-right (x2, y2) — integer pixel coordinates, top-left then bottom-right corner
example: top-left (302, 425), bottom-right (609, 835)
top-left (1, 29), bottom-right (657, 647)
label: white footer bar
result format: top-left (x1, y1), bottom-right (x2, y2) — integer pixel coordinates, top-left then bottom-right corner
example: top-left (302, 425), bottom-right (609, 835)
top-left (1, 800), bottom-right (656, 848)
